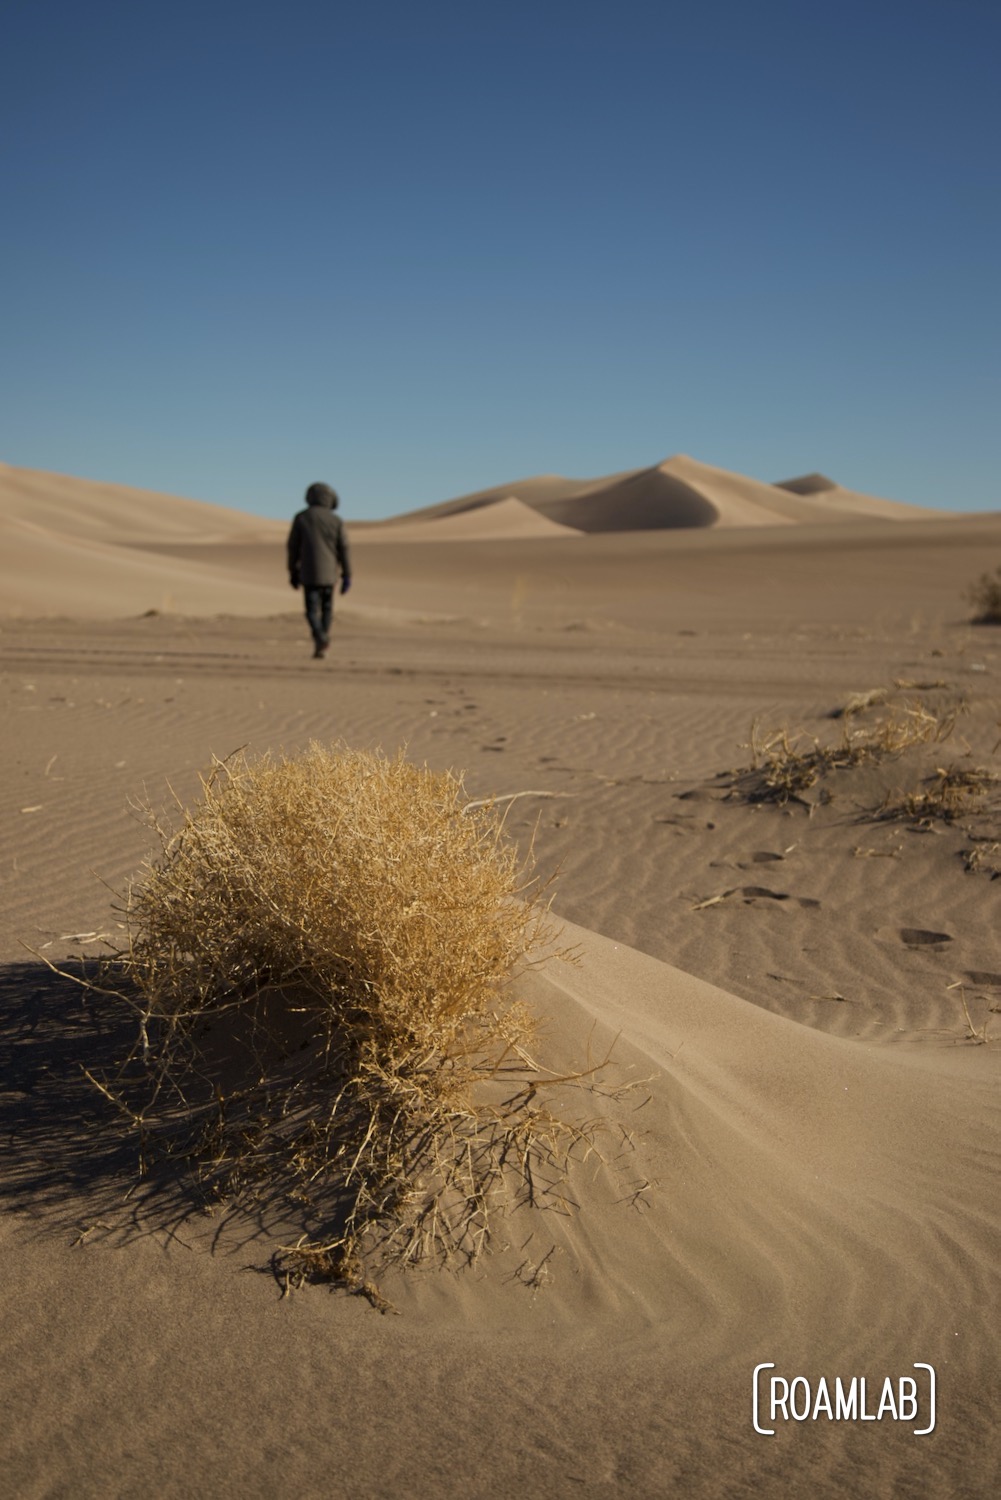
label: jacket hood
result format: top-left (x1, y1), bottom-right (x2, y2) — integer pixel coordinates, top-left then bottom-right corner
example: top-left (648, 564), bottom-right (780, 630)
top-left (306, 482), bottom-right (338, 508)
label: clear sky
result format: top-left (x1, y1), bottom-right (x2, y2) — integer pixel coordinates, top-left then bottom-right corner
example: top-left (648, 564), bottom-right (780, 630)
top-left (2, 0), bottom-right (998, 520)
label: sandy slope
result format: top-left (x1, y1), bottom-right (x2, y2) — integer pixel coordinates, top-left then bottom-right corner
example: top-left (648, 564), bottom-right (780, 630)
top-left (1, 468), bottom-right (1000, 1498)
top-left (659, 455), bottom-right (941, 525)
top-left (0, 463), bottom-right (286, 544)
top-left (0, 463), bottom-right (290, 618)
top-left (3, 915), bottom-right (997, 1499)
top-left (351, 494), bottom-right (583, 542)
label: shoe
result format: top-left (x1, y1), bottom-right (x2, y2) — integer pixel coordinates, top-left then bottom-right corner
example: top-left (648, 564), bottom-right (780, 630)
top-left (313, 643), bottom-right (327, 659)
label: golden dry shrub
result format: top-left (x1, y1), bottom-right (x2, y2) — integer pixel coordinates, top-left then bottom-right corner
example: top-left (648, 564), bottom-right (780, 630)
top-left (130, 743), bottom-right (549, 1069)
top-left (107, 743), bottom-right (587, 1292)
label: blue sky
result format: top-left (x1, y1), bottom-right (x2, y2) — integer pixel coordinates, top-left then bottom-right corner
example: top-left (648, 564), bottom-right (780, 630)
top-left (2, 0), bottom-right (998, 519)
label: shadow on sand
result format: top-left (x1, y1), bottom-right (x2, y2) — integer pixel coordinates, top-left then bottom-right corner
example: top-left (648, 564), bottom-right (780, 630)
top-left (0, 960), bottom-right (312, 1272)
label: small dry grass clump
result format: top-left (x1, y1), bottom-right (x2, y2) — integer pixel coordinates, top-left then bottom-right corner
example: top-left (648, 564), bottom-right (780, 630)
top-left (91, 744), bottom-right (598, 1295)
top-left (877, 765), bottom-right (999, 825)
top-left (966, 565), bottom-right (1001, 624)
top-left (963, 841), bottom-right (1001, 878)
top-left (730, 705), bottom-right (955, 807)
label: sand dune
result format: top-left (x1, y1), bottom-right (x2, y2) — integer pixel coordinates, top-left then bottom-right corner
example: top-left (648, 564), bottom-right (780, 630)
top-left (540, 453), bottom-right (801, 531)
top-left (0, 463), bottom-right (291, 618)
top-left (0, 462), bottom-right (285, 545)
top-left (0, 520), bottom-right (293, 618)
top-left (351, 494), bottom-right (582, 542)
top-left (658, 454), bottom-right (940, 526)
top-left (772, 469), bottom-right (945, 522)
top-left (381, 453), bottom-right (948, 534)
top-left (521, 917), bottom-right (1000, 1368)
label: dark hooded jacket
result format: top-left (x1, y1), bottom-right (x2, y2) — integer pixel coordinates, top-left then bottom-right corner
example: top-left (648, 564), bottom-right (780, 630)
top-left (287, 489), bottom-right (350, 588)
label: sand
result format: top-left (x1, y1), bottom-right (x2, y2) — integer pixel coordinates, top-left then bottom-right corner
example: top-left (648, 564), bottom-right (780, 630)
top-left (1, 463), bottom-right (1000, 1498)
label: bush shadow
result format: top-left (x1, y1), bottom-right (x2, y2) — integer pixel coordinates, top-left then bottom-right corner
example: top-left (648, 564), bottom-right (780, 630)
top-left (0, 959), bottom-right (300, 1262)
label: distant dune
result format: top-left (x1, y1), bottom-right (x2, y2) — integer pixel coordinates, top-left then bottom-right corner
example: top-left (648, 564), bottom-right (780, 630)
top-left (0, 463), bottom-right (283, 546)
top-left (0, 463), bottom-right (288, 618)
top-left (377, 454), bottom-right (946, 534)
top-left (351, 495), bottom-right (582, 543)
top-left (774, 472), bottom-right (838, 496)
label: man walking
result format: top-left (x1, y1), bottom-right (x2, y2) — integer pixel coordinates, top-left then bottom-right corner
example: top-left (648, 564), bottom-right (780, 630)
top-left (287, 482), bottom-right (351, 658)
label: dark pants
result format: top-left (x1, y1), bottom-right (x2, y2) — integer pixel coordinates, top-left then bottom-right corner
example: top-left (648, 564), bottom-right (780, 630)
top-left (304, 585), bottom-right (334, 647)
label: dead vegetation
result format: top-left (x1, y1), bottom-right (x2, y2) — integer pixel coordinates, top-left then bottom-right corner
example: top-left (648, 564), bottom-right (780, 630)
top-left (876, 766), bottom-right (999, 825)
top-left (949, 982), bottom-right (998, 1046)
top-left (727, 704), bottom-right (956, 808)
top-left (962, 841), bottom-right (1001, 878)
top-left (721, 697), bottom-right (1001, 879)
top-left (75, 743), bottom-right (612, 1296)
top-left (966, 564), bottom-right (1001, 624)
top-left (829, 681), bottom-right (948, 720)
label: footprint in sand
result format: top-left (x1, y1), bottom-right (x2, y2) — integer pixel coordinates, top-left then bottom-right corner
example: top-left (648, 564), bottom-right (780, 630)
top-left (740, 886), bottom-right (821, 909)
top-left (735, 851), bottom-right (787, 869)
top-left (900, 927), bottom-right (953, 948)
top-left (695, 887), bottom-right (820, 910)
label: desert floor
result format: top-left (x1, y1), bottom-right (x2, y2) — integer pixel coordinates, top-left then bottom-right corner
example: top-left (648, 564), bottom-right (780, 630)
top-left (2, 511), bottom-right (1000, 1498)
